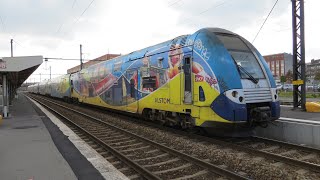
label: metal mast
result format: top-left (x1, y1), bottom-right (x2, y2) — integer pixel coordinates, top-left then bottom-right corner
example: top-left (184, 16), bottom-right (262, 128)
top-left (292, 0), bottom-right (306, 110)
top-left (80, 44), bottom-right (83, 70)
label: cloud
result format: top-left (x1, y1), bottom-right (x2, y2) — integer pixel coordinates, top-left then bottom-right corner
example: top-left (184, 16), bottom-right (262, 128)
top-left (173, 0), bottom-right (289, 31)
top-left (0, 0), bottom-right (107, 38)
top-left (0, 0), bottom-right (319, 83)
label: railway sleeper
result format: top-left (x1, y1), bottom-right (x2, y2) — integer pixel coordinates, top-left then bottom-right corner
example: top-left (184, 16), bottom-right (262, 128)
top-left (143, 158), bottom-right (180, 168)
top-left (171, 170), bottom-right (209, 180)
top-left (153, 163), bottom-right (192, 175)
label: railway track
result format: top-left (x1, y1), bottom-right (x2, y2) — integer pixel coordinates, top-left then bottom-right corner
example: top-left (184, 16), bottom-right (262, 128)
top-left (212, 136), bottom-right (320, 173)
top-left (27, 93), bottom-right (320, 178)
top-left (27, 94), bottom-right (248, 180)
top-left (223, 136), bottom-right (320, 171)
top-left (81, 99), bottom-right (320, 174)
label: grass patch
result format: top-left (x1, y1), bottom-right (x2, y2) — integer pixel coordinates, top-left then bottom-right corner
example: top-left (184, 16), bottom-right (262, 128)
top-left (278, 91), bottom-right (320, 98)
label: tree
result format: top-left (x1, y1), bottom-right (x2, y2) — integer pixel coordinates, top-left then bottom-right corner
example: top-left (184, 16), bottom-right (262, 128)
top-left (280, 76), bottom-right (286, 83)
top-left (315, 71), bottom-right (320, 81)
top-left (285, 70), bottom-right (293, 83)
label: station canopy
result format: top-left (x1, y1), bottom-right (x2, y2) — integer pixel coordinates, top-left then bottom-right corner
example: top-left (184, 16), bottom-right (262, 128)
top-left (0, 56), bottom-right (43, 87)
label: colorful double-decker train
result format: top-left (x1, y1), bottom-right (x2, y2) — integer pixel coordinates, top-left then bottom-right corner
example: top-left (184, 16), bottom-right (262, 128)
top-left (28, 28), bottom-right (280, 136)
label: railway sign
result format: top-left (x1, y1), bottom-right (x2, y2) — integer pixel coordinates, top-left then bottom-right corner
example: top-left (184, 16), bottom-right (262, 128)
top-left (292, 80), bottom-right (304, 85)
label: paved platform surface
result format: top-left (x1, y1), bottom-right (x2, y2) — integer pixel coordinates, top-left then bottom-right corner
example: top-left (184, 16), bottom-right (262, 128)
top-left (29, 96), bottom-right (128, 180)
top-left (0, 94), bottom-right (104, 180)
top-left (280, 106), bottom-right (320, 121)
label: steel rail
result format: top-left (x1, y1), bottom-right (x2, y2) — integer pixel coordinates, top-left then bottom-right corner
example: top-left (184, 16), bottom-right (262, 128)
top-left (252, 136), bottom-right (320, 154)
top-left (28, 94), bottom-right (249, 180)
top-left (28, 95), bottom-right (161, 180)
top-left (190, 135), bottom-right (320, 173)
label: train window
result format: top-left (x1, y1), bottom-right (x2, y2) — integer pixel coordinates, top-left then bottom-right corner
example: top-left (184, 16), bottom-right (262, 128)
top-left (185, 57), bottom-right (190, 65)
top-left (140, 67), bottom-right (150, 77)
top-left (142, 76), bottom-right (157, 92)
top-left (157, 57), bottom-right (164, 68)
top-left (130, 79), bottom-right (135, 97)
top-left (216, 34), bottom-right (265, 80)
top-left (199, 86), bottom-right (205, 101)
top-left (70, 80), bottom-right (73, 85)
top-left (113, 61), bottom-right (122, 72)
top-left (216, 35), bottom-right (249, 51)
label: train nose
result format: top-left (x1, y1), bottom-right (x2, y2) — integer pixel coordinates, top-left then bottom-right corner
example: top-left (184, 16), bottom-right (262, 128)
top-left (210, 93), bottom-right (247, 122)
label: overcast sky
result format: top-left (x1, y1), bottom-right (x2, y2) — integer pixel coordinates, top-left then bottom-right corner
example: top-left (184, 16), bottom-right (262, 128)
top-left (0, 0), bottom-right (319, 82)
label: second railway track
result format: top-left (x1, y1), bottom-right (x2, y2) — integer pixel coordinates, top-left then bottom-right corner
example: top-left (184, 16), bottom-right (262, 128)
top-left (27, 93), bottom-right (320, 179)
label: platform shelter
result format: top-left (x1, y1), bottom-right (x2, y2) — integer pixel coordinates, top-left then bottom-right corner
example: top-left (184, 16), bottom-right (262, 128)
top-left (0, 56), bottom-right (42, 117)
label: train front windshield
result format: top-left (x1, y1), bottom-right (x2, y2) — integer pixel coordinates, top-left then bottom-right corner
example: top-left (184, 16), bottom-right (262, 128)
top-left (216, 34), bottom-right (265, 80)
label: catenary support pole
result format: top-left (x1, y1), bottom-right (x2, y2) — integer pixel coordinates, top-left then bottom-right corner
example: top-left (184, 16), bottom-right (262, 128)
top-left (10, 39), bottom-right (13, 57)
top-left (292, 0), bottom-right (306, 110)
top-left (80, 44), bottom-right (83, 70)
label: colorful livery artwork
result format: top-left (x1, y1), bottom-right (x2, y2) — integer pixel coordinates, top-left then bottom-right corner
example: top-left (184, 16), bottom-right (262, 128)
top-left (28, 28), bottom-right (280, 136)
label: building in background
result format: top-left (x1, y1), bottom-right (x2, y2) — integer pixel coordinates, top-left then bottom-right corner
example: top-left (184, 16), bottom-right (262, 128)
top-left (263, 53), bottom-right (293, 81)
top-left (306, 59), bottom-right (320, 84)
top-left (67, 53), bottom-right (120, 74)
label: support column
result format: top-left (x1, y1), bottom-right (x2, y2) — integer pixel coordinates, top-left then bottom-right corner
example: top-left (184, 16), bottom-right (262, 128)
top-left (7, 80), bottom-right (10, 114)
top-left (9, 83), bottom-right (12, 105)
top-left (2, 74), bottom-right (8, 118)
top-left (292, 0), bottom-right (306, 110)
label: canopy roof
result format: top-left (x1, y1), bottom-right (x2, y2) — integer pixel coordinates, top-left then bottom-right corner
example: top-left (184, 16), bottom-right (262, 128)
top-left (0, 56), bottom-right (43, 87)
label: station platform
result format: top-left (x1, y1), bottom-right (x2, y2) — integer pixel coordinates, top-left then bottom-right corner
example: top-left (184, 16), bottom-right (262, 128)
top-left (280, 105), bottom-right (320, 121)
top-left (0, 94), bottom-right (114, 180)
top-left (257, 103), bottom-right (320, 149)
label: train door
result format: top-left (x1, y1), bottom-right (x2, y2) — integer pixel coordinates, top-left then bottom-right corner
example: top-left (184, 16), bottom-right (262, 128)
top-left (169, 56), bottom-right (181, 105)
top-left (183, 55), bottom-right (192, 104)
top-left (126, 69), bottom-right (139, 112)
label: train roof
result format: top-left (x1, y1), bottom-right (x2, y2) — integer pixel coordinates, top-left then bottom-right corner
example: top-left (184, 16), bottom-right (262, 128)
top-left (75, 27), bottom-right (239, 73)
top-left (205, 28), bottom-right (236, 35)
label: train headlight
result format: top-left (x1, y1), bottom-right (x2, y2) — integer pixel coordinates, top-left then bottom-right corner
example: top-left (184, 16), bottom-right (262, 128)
top-left (271, 88), bottom-right (279, 102)
top-left (232, 91), bottom-right (238, 97)
top-left (224, 89), bottom-right (245, 104)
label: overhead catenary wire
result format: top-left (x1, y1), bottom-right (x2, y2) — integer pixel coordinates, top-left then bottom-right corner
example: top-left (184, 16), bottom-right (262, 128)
top-left (30, 73), bottom-right (65, 76)
top-left (252, 0), bottom-right (279, 43)
top-left (44, 57), bottom-right (92, 61)
top-left (13, 39), bottom-right (26, 49)
top-left (70, 0), bottom-right (95, 31)
top-left (56, 0), bottom-right (94, 34)
top-left (180, 0), bottom-right (229, 26)
top-left (168, 0), bottom-right (184, 7)
top-left (56, 0), bottom-right (78, 34)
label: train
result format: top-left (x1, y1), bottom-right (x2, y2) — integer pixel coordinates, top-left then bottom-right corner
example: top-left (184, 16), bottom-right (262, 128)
top-left (28, 28), bottom-right (280, 136)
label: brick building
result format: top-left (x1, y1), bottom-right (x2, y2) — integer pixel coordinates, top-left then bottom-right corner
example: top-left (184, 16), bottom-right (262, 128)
top-left (67, 53), bottom-right (120, 74)
top-left (263, 53), bottom-right (293, 80)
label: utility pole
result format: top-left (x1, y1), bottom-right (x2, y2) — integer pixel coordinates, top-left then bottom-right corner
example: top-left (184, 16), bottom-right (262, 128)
top-left (80, 44), bottom-right (83, 70)
top-left (44, 58), bottom-right (51, 80)
top-left (10, 39), bottom-right (13, 57)
top-left (292, 0), bottom-right (306, 110)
